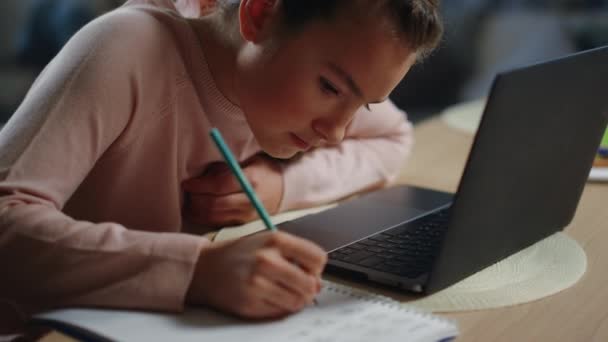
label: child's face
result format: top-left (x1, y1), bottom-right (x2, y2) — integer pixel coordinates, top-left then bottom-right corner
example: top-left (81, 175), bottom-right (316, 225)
top-left (235, 13), bottom-right (417, 159)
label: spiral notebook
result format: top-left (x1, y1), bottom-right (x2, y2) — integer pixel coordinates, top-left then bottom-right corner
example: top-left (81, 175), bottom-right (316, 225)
top-left (31, 281), bottom-right (458, 342)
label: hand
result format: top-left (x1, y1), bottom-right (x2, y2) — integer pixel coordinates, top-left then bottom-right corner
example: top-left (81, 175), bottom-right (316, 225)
top-left (186, 231), bottom-right (327, 319)
top-left (183, 154), bottom-right (284, 227)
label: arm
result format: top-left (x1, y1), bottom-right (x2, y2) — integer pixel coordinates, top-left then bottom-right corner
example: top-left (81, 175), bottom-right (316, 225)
top-left (278, 100), bottom-right (413, 212)
top-left (0, 10), bottom-right (208, 329)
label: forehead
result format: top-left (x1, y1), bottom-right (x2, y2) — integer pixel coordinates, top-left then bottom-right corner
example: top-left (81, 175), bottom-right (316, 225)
top-left (277, 10), bottom-right (416, 99)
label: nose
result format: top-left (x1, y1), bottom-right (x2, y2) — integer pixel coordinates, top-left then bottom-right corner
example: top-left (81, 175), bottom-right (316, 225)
top-left (312, 110), bottom-right (354, 145)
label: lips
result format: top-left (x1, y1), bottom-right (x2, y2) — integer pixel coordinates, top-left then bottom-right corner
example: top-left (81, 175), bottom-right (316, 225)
top-left (290, 133), bottom-right (311, 150)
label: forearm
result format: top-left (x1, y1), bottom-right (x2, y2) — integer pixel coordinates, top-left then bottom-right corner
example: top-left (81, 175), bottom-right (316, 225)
top-left (0, 198), bottom-right (209, 330)
top-left (279, 115), bottom-right (413, 211)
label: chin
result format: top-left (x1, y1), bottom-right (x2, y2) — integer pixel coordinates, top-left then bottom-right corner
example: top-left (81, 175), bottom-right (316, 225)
top-left (254, 132), bottom-right (299, 159)
top-left (264, 144), bottom-right (298, 159)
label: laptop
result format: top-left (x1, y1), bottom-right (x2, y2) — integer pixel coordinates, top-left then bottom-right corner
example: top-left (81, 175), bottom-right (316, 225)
top-left (279, 46), bottom-right (608, 294)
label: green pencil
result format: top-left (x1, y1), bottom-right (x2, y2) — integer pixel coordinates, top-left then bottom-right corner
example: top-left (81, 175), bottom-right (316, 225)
top-left (209, 128), bottom-right (319, 306)
top-left (209, 128), bottom-right (277, 232)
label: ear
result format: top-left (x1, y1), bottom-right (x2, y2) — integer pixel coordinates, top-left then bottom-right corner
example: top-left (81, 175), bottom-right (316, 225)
top-left (239, 0), bottom-right (279, 43)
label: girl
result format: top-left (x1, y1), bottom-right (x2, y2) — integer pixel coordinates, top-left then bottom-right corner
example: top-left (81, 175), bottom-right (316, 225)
top-left (0, 0), bottom-right (442, 333)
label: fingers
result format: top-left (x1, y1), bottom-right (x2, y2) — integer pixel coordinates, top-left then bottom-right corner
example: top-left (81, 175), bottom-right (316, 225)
top-left (266, 232), bottom-right (328, 276)
top-left (185, 193), bottom-right (258, 226)
top-left (236, 283), bottom-right (295, 320)
top-left (254, 248), bottom-right (318, 304)
top-left (186, 207), bottom-right (256, 227)
top-left (190, 192), bottom-right (253, 211)
top-left (182, 166), bottom-right (241, 195)
top-left (186, 230), bottom-right (323, 320)
top-left (251, 274), bottom-right (308, 313)
top-left (182, 158), bottom-right (269, 195)
top-left (188, 210), bottom-right (254, 227)
top-left (252, 300), bottom-right (290, 320)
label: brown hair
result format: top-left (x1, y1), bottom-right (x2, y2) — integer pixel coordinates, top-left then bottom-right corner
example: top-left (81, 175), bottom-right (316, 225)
top-left (216, 0), bottom-right (444, 59)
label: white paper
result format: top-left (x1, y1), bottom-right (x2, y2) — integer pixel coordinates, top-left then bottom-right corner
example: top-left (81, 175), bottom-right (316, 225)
top-left (34, 282), bottom-right (457, 342)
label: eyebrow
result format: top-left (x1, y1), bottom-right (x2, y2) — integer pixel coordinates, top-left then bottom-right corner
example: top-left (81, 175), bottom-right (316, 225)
top-left (327, 63), bottom-right (388, 105)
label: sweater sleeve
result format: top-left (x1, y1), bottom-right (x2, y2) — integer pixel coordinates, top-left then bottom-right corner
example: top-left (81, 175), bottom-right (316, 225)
top-left (0, 9), bottom-right (208, 330)
top-left (278, 100), bottom-right (413, 212)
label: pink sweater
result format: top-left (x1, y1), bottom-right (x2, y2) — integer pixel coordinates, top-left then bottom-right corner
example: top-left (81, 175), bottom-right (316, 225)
top-left (0, 0), bottom-right (412, 332)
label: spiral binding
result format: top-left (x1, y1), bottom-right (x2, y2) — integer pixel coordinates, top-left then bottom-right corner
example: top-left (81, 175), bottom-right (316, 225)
top-left (321, 280), bottom-right (455, 327)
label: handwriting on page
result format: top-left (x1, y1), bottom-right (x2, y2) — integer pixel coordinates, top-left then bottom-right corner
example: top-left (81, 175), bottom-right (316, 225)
top-left (275, 291), bottom-right (435, 342)
top-left (33, 283), bottom-right (457, 342)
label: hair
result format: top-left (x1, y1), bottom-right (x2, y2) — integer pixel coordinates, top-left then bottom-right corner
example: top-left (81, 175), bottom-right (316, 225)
top-left (214, 0), bottom-right (444, 59)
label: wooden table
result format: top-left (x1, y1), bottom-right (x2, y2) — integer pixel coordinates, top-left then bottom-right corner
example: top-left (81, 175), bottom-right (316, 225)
top-left (395, 118), bottom-right (608, 342)
top-left (41, 116), bottom-right (608, 342)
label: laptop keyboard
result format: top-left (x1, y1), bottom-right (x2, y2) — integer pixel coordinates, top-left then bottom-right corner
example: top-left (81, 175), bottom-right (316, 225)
top-left (328, 208), bottom-right (450, 279)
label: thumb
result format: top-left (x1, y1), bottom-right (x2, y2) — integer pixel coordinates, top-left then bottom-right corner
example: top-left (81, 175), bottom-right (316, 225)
top-left (183, 166), bottom-right (241, 195)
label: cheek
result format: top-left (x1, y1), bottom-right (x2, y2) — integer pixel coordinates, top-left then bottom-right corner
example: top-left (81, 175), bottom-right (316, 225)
top-left (261, 80), bottom-right (318, 126)
top-left (242, 54), bottom-right (326, 131)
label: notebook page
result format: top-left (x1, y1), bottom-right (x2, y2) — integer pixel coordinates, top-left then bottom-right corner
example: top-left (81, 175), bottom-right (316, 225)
top-left (33, 282), bottom-right (457, 342)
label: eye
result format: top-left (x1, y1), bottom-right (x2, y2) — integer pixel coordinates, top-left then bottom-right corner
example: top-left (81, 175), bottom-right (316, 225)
top-left (319, 77), bottom-right (340, 96)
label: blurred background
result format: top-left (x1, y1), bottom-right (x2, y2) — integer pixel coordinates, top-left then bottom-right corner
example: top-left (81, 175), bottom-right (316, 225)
top-left (0, 0), bottom-right (607, 124)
